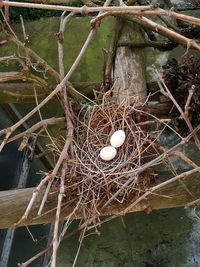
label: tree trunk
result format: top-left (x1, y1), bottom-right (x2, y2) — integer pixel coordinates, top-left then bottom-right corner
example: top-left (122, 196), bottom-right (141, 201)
top-left (113, 19), bottom-right (146, 104)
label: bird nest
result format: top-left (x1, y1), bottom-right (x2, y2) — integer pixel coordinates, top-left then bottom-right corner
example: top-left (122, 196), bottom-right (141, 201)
top-left (62, 99), bottom-right (159, 223)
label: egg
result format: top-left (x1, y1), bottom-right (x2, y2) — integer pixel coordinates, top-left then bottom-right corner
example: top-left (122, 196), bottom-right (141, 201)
top-left (100, 146), bottom-right (117, 161)
top-left (110, 130), bottom-right (126, 148)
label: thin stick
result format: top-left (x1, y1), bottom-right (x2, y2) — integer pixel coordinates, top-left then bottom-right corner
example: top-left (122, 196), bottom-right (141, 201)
top-left (37, 12), bottom-right (77, 217)
top-left (15, 175), bottom-right (51, 226)
top-left (58, 11), bottom-right (75, 80)
top-left (123, 167), bottom-right (200, 214)
top-left (0, 2), bottom-right (154, 13)
top-left (156, 70), bottom-right (200, 148)
top-left (1, 9), bottom-right (60, 81)
top-left (91, 12), bottom-right (200, 51)
top-left (51, 161), bottom-right (66, 267)
top-left (18, 246), bottom-right (51, 267)
top-left (185, 198), bottom-right (200, 208)
top-left (0, 0), bottom-right (111, 152)
top-left (1, 2), bottom-right (200, 27)
top-left (102, 125), bottom-right (200, 210)
top-left (184, 85), bottom-right (195, 118)
top-left (72, 224), bottom-right (87, 267)
top-left (4, 117), bottom-right (65, 144)
top-left (19, 15), bottom-right (30, 66)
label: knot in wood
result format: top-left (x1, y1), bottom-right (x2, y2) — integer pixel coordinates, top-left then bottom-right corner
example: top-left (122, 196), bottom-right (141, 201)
top-left (81, 5), bottom-right (89, 16)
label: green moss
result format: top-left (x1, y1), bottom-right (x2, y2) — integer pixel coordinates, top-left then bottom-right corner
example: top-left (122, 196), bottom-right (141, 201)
top-left (0, 16), bottom-right (114, 82)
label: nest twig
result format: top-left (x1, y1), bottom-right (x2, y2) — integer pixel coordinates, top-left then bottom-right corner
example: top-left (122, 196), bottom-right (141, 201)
top-left (59, 97), bottom-right (167, 224)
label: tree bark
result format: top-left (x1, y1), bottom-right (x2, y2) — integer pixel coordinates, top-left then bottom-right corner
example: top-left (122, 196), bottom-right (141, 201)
top-left (113, 19), bottom-right (146, 103)
top-left (0, 171), bottom-right (199, 229)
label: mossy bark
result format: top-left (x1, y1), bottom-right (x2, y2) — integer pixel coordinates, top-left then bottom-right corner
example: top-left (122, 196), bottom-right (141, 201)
top-left (113, 19), bottom-right (147, 103)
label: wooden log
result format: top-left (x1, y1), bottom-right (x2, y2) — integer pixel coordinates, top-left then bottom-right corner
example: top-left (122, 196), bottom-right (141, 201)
top-left (113, 19), bottom-right (146, 103)
top-left (0, 81), bottom-right (101, 103)
top-left (0, 171), bottom-right (200, 229)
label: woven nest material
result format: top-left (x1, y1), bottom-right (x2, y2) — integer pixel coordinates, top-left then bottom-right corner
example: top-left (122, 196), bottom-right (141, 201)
top-left (61, 99), bottom-right (161, 222)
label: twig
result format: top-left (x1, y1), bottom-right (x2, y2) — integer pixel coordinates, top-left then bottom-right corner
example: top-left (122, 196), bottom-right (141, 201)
top-left (1, 1), bottom-right (200, 27)
top-left (51, 161), bottom-right (66, 267)
top-left (1, 10), bottom-right (60, 81)
top-left (185, 198), bottom-right (200, 208)
top-left (184, 85), bottom-right (195, 118)
top-left (18, 246), bottom-right (51, 267)
top-left (0, 55), bottom-right (19, 62)
top-left (38, 12), bottom-right (77, 220)
top-left (4, 117), bottom-right (65, 144)
top-left (57, 11), bottom-right (75, 80)
top-left (15, 174), bottom-right (51, 226)
top-left (123, 167), bottom-right (200, 214)
top-left (91, 13), bottom-right (200, 51)
top-left (19, 15), bottom-right (30, 67)
top-left (156, 70), bottom-right (200, 149)
top-left (72, 224), bottom-right (87, 267)
top-left (34, 87), bottom-right (61, 154)
top-left (0, 2), bottom-right (154, 12)
top-left (101, 124), bottom-right (200, 210)
top-left (90, 7), bottom-right (200, 27)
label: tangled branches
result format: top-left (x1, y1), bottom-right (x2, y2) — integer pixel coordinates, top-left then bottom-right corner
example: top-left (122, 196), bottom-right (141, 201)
top-left (64, 100), bottom-right (158, 223)
top-left (163, 56), bottom-right (200, 134)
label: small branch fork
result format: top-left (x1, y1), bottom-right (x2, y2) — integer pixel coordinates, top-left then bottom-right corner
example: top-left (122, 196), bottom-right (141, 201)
top-left (91, 13), bottom-right (200, 51)
top-left (0, 1), bottom-right (113, 266)
top-left (1, 1), bottom-right (200, 27)
top-left (156, 70), bottom-right (200, 149)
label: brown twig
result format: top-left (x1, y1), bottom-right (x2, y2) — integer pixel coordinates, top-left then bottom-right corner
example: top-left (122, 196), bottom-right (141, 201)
top-left (57, 11), bottom-right (75, 80)
top-left (3, 117), bottom-right (65, 144)
top-left (19, 15), bottom-right (31, 67)
top-left (184, 85), bottom-right (195, 118)
top-left (1, 1), bottom-right (200, 28)
top-left (101, 124), bottom-right (200, 210)
top-left (123, 167), bottom-right (200, 214)
top-left (1, 10), bottom-right (60, 81)
top-left (51, 161), bottom-right (66, 267)
top-left (0, 2), bottom-right (153, 12)
top-left (156, 70), bottom-right (200, 149)
top-left (91, 13), bottom-right (200, 51)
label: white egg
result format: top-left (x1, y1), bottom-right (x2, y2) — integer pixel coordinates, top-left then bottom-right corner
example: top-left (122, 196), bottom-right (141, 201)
top-left (100, 146), bottom-right (117, 161)
top-left (110, 130), bottom-right (126, 148)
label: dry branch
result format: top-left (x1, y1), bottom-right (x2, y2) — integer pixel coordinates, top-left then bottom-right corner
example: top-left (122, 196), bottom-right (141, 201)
top-left (1, 2), bottom-right (200, 27)
top-left (5, 117), bottom-right (65, 144)
top-left (91, 14), bottom-right (200, 51)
